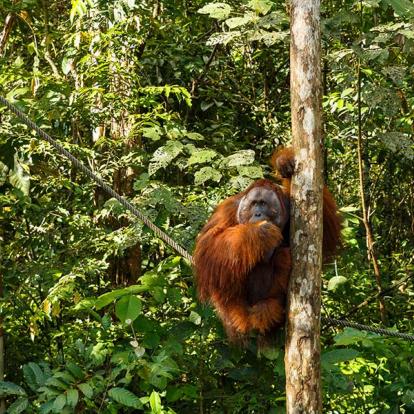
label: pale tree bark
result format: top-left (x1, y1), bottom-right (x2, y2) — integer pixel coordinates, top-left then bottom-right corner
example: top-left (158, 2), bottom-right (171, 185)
top-left (0, 13), bottom-right (15, 56)
top-left (0, 268), bottom-right (5, 413)
top-left (285, 1), bottom-right (323, 413)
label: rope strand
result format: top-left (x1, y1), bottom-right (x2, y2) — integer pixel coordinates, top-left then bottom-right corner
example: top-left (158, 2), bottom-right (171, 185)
top-left (322, 317), bottom-right (414, 341)
top-left (0, 96), bottom-right (192, 262)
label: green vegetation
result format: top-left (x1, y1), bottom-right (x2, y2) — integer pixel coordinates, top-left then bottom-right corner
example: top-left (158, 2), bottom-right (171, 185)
top-left (0, 0), bottom-right (413, 412)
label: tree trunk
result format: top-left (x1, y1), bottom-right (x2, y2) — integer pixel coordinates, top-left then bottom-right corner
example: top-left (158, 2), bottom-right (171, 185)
top-left (285, 1), bottom-right (323, 413)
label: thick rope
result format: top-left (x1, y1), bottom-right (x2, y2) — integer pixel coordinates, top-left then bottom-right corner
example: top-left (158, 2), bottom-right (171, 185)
top-left (322, 317), bottom-right (414, 341)
top-left (2, 96), bottom-right (414, 342)
top-left (0, 96), bottom-right (193, 262)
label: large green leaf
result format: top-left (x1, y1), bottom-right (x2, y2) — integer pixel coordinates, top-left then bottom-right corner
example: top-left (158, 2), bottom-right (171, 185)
top-left (226, 15), bottom-right (254, 29)
top-left (78, 383), bottom-right (93, 399)
top-left (7, 398), bottom-right (29, 414)
top-left (327, 276), bottom-right (348, 291)
top-left (23, 362), bottom-right (46, 391)
top-left (194, 166), bottom-right (222, 185)
top-left (0, 381), bottom-right (26, 397)
top-left (95, 285), bottom-right (147, 310)
top-left (334, 328), bottom-right (374, 346)
top-left (224, 150), bottom-right (255, 167)
top-left (198, 2), bottom-right (232, 20)
top-left (382, 0), bottom-right (414, 17)
top-left (149, 391), bottom-right (162, 414)
top-left (322, 349), bottom-right (360, 369)
top-left (247, 0), bottom-right (273, 15)
top-left (187, 149), bottom-right (217, 166)
top-left (108, 387), bottom-right (142, 409)
top-left (149, 141), bottom-right (184, 175)
top-left (66, 389), bottom-right (79, 407)
top-left (52, 394), bottom-right (66, 411)
top-left (115, 295), bottom-right (142, 324)
top-left (65, 363), bottom-right (84, 380)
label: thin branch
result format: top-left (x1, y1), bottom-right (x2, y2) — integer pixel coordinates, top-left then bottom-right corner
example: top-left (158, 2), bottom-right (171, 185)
top-left (191, 44), bottom-right (219, 97)
top-left (344, 271), bottom-right (413, 319)
top-left (356, 58), bottom-right (387, 323)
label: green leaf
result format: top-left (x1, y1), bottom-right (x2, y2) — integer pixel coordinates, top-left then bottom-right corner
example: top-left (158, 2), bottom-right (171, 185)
top-left (340, 205), bottom-right (359, 213)
top-left (189, 311), bottom-right (201, 325)
top-left (226, 15), bottom-right (254, 29)
top-left (7, 87), bottom-right (29, 99)
top-left (247, 29), bottom-right (289, 46)
top-left (229, 175), bottom-right (253, 191)
top-left (185, 132), bottom-right (204, 141)
top-left (0, 161), bottom-right (8, 186)
top-left (187, 149), bottom-right (217, 166)
top-left (402, 390), bottom-right (414, 405)
top-left (95, 286), bottom-right (147, 310)
top-left (224, 150), bottom-right (256, 167)
top-left (108, 387), bottom-right (142, 409)
top-left (39, 400), bottom-right (54, 414)
top-left (66, 389), bottom-right (79, 407)
top-left (149, 390), bottom-right (162, 414)
top-left (382, 0), bottom-right (414, 17)
top-left (237, 165), bottom-right (263, 179)
top-left (261, 347), bottom-right (280, 361)
top-left (327, 276), bottom-right (347, 291)
top-left (380, 132), bottom-right (414, 160)
top-left (115, 295), bottom-right (142, 324)
top-left (198, 3), bottom-right (232, 20)
top-left (143, 332), bottom-right (160, 349)
top-left (322, 349), bottom-right (360, 369)
top-left (70, 0), bottom-right (91, 22)
top-left (398, 28), bottom-right (414, 39)
top-left (149, 141), bottom-right (184, 175)
top-left (54, 371), bottom-right (75, 385)
top-left (65, 362), bottom-right (84, 380)
top-left (0, 381), bottom-right (26, 397)
top-left (7, 397), bottom-right (29, 414)
top-left (200, 101), bottom-right (215, 111)
top-left (247, 0), bottom-right (273, 15)
top-left (45, 377), bottom-right (68, 391)
top-left (207, 31), bottom-right (241, 46)
top-left (258, 11), bottom-right (287, 28)
top-left (9, 154), bottom-right (30, 195)
top-left (142, 125), bottom-right (163, 141)
top-left (334, 328), bottom-right (371, 346)
top-left (78, 383), bottom-right (93, 399)
top-left (194, 166), bottom-right (222, 185)
top-left (53, 394), bottom-right (66, 411)
top-left (61, 56), bottom-right (73, 75)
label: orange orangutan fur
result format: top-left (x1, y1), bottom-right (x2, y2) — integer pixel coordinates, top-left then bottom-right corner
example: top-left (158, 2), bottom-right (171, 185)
top-left (193, 147), bottom-right (342, 341)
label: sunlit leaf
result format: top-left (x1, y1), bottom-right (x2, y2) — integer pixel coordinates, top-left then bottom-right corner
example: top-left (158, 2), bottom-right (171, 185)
top-left (187, 149), bottom-right (217, 166)
top-left (327, 276), bottom-right (347, 291)
top-left (115, 295), bottom-right (142, 324)
top-left (149, 141), bottom-right (184, 175)
top-left (149, 391), bottom-right (162, 414)
top-left (247, 0), bottom-right (273, 15)
top-left (224, 150), bottom-right (256, 167)
top-left (198, 3), bottom-right (232, 20)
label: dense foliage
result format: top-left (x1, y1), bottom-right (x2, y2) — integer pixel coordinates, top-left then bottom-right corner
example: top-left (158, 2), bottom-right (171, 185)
top-left (0, 0), bottom-right (413, 412)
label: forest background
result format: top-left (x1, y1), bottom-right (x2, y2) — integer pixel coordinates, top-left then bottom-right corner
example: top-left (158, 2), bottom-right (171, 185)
top-left (0, 0), bottom-right (413, 413)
